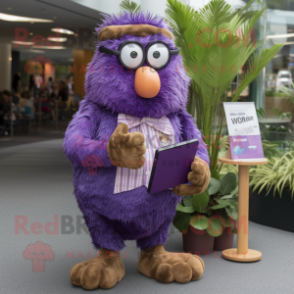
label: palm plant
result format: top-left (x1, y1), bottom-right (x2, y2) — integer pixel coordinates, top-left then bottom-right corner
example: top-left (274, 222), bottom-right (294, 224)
top-left (250, 151), bottom-right (294, 197)
top-left (166, 0), bottom-right (283, 174)
top-left (119, 0), bottom-right (141, 13)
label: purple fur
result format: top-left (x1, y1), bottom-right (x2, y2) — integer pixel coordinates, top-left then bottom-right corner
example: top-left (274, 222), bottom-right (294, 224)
top-left (63, 12), bottom-right (209, 251)
top-left (86, 11), bottom-right (189, 118)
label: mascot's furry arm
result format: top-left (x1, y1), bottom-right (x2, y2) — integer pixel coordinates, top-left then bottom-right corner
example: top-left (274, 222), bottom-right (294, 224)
top-left (63, 100), bottom-right (112, 168)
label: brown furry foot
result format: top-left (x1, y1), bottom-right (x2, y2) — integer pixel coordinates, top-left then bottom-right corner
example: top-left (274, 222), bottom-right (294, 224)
top-left (138, 245), bottom-right (204, 283)
top-left (69, 249), bottom-right (125, 290)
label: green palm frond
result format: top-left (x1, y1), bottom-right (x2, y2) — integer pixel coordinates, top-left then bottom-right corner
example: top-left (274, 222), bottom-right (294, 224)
top-left (166, 0), bottom-right (283, 171)
top-left (232, 44), bottom-right (283, 101)
top-left (233, 0), bottom-right (257, 16)
top-left (250, 151), bottom-right (294, 198)
top-left (120, 0), bottom-right (141, 13)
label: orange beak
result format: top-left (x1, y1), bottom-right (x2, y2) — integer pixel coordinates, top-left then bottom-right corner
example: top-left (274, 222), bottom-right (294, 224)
top-left (134, 66), bottom-right (161, 98)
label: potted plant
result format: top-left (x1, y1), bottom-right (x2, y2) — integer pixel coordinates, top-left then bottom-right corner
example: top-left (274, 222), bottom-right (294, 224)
top-left (166, 0), bottom-right (281, 253)
top-left (249, 151), bottom-right (294, 232)
top-left (166, 0), bottom-right (282, 175)
top-left (173, 173), bottom-right (238, 254)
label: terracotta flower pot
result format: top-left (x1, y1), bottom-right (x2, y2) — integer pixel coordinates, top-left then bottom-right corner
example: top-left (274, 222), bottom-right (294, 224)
top-left (182, 225), bottom-right (215, 255)
top-left (213, 227), bottom-right (234, 251)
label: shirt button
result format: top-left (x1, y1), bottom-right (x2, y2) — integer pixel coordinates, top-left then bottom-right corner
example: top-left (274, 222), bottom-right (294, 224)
top-left (146, 171), bottom-right (150, 175)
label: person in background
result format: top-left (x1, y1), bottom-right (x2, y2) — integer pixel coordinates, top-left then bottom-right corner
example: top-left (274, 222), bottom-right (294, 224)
top-left (17, 91), bottom-right (35, 133)
top-left (59, 80), bottom-right (69, 102)
top-left (58, 81), bottom-right (68, 120)
top-left (12, 72), bottom-right (21, 94)
top-left (29, 75), bottom-right (35, 96)
top-left (40, 88), bottom-right (52, 119)
top-left (47, 77), bottom-right (54, 96)
top-left (52, 82), bottom-right (59, 101)
top-left (0, 90), bottom-right (12, 136)
top-left (34, 74), bottom-right (43, 97)
top-left (66, 76), bottom-right (75, 109)
top-left (19, 91), bottom-right (35, 118)
top-left (12, 93), bottom-right (20, 106)
top-left (49, 82), bottom-right (61, 122)
top-left (66, 76), bottom-right (74, 96)
top-left (49, 93), bottom-right (57, 123)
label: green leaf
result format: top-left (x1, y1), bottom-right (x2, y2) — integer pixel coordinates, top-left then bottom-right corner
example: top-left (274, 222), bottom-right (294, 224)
top-left (232, 44), bottom-right (284, 102)
top-left (228, 200), bottom-right (238, 209)
top-left (182, 196), bottom-right (193, 207)
top-left (173, 211), bottom-right (191, 233)
top-left (219, 173), bottom-right (237, 194)
top-left (225, 207), bottom-right (238, 220)
top-left (190, 215), bottom-right (208, 230)
top-left (220, 185), bottom-right (238, 199)
top-left (208, 178), bottom-right (221, 195)
top-left (192, 190), bottom-right (210, 213)
top-left (232, 210), bottom-right (238, 220)
top-left (119, 0), bottom-right (141, 13)
top-left (210, 203), bottom-right (228, 210)
top-left (176, 203), bottom-right (194, 213)
top-left (216, 198), bottom-right (228, 204)
top-left (220, 194), bottom-right (234, 199)
top-left (206, 217), bottom-right (223, 237)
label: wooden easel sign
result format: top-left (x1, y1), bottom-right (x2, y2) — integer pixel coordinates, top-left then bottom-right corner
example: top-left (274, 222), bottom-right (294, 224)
top-left (220, 102), bottom-right (268, 262)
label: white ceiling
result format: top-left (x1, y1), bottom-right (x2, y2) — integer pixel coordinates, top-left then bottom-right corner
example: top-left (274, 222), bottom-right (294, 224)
top-left (0, 0), bottom-right (107, 60)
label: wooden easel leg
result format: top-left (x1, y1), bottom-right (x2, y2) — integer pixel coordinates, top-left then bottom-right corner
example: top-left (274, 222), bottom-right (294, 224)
top-left (222, 165), bottom-right (262, 262)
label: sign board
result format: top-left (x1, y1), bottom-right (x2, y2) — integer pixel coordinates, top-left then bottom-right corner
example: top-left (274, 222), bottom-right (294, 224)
top-left (223, 102), bottom-right (264, 160)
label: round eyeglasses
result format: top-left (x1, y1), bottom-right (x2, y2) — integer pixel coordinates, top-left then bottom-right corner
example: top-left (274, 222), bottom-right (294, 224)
top-left (99, 41), bottom-right (179, 70)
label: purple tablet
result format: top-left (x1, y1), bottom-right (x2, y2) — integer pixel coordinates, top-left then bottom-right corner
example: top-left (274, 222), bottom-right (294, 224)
top-left (148, 139), bottom-right (199, 194)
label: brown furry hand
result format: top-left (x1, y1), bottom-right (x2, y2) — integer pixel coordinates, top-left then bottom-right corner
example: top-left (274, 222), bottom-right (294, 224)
top-left (173, 156), bottom-right (210, 196)
top-left (107, 123), bottom-right (146, 169)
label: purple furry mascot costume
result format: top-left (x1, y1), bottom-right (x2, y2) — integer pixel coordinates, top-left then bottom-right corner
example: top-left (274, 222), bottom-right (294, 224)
top-left (64, 12), bottom-right (210, 290)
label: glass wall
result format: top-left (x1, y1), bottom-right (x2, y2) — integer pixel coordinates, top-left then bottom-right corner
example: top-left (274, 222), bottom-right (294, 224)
top-left (264, 0), bottom-right (294, 121)
top-left (261, 0), bottom-right (294, 144)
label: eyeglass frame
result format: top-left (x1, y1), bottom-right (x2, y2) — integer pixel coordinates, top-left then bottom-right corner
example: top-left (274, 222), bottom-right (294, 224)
top-left (99, 40), bottom-right (179, 70)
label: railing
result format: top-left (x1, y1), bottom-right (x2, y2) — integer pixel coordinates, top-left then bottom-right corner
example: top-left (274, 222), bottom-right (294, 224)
top-left (8, 99), bottom-right (73, 137)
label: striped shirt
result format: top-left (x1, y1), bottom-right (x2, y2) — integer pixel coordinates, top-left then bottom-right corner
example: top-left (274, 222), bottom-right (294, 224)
top-left (114, 113), bottom-right (176, 194)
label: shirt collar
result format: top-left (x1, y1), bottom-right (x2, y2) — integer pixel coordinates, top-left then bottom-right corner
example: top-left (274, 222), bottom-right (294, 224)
top-left (118, 114), bottom-right (173, 136)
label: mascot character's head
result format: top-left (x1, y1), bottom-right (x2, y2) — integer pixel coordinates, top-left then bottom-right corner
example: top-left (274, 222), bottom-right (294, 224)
top-left (85, 12), bottom-right (190, 118)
